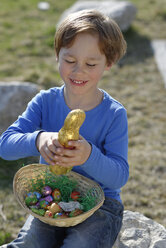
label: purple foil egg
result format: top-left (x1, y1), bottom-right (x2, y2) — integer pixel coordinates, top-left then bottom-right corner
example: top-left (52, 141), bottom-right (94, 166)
top-left (41, 186), bottom-right (52, 196)
top-left (35, 202), bottom-right (40, 208)
top-left (43, 195), bottom-right (53, 203)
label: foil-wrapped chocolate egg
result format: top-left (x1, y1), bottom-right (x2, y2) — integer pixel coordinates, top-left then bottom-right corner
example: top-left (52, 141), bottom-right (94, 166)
top-left (41, 186), bottom-right (52, 196)
top-left (25, 194), bottom-right (38, 206)
top-left (69, 209), bottom-right (83, 217)
top-left (52, 189), bottom-right (61, 202)
top-left (27, 192), bottom-right (41, 200)
top-left (35, 202), bottom-right (40, 209)
top-left (41, 195), bottom-right (53, 203)
top-left (54, 212), bottom-right (68, 219)
top-left (44, 210), bottom-right (53, 218)
top-left (47, 202), bottom-right (61, 214)
top-left (39, 200), bottom-right (49, 209)
top-left (34, 192), bottom-right (42, 200)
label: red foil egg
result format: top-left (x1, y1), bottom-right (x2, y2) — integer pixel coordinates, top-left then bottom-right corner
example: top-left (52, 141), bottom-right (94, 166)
top-left (44, 210), bottom-right (53, 218)
top-left (71, 191), bottom-right (80, 201)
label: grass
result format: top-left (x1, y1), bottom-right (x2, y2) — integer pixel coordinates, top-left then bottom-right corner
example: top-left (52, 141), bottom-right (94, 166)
top-left (0, 0), bottom-right (166, 245)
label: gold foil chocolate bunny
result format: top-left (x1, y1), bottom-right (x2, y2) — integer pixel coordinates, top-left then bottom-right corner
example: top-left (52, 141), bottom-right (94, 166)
top-left (50, 109), bottom-right (86, 175)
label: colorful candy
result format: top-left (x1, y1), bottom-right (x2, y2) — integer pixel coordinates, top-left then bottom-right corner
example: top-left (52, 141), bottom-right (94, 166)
top-left (52, 189), bottom-right (61, 202)
top-left (69, 209), bottom-right (84, 217)
top-left (25, 183), bottom-right (90, 220)
top-left (54, 212), bottom-right (68, 219)
top-left (41, 186), bottom-right (52, 196)
top-left (44, 210), bottom-right (53, 218)
top-left (40, 195), bottom-right (53, 203)
top-left (39, 200), bottom-right (49, 209)
top-left (25, 194), bottom-right (38, 206)
top-left (71, 191), bottom-right (80, 201)
top-left (47, 202), bottom-right (61, 214)
top-left (27, 192), bottom-right (41, 200)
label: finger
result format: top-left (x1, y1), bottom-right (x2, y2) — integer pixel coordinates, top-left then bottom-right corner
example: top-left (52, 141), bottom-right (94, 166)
top-left (54, 154), bottom-right (77, 166)
top-left (41, 149), bottom-right (55, 165)
top-left (42, 146), bottom-right (56, 161)
top-left (47, 140), bottom-right (57, 154)
top-left (52, 139), bottom-right (63, 148)
top-left (57, 147), bottom-right (75, 157)
top-left (68, 140), bottom-right (81, 149)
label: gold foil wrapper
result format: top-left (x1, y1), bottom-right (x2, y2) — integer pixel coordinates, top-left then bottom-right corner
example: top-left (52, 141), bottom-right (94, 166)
top-left (49, 165), bottom-right (72, 175)
top-left (50, 109), bottom-right (86, 175)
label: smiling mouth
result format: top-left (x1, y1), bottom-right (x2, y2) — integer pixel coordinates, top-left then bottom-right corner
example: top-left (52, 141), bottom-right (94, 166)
top-left (70, 79), bottom-right (88, 85)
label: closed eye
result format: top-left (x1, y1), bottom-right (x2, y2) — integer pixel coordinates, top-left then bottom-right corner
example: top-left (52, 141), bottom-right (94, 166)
top-left (86, 63), bottom-right (96, 67)
top-left (65, 60), bottom-right (75, 64)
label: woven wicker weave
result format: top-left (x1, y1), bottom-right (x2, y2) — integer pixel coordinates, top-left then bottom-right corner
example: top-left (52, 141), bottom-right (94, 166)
top-left (13, 164), bottom-right (105, 227)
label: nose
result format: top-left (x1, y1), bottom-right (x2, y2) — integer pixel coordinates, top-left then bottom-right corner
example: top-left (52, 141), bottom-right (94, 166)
top-left (72, 63), bottom-right (84, 74)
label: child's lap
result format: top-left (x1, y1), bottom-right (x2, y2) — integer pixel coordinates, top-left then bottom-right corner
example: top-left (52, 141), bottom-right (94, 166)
top-left (6, 198), bottom-right (123, 248)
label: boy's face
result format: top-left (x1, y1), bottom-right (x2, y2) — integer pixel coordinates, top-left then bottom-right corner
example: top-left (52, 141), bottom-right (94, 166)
top-left (57, 32), bottom-right (111, 98)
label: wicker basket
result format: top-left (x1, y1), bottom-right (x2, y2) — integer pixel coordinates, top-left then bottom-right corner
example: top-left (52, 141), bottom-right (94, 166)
top-left (13, 164), bottom-right (105, 227)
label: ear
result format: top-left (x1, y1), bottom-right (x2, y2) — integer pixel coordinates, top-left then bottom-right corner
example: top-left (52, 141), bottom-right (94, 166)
top-left (55, 50), bottom-right (59, 62)
top-left (105, 63), bottom-right (112, 71)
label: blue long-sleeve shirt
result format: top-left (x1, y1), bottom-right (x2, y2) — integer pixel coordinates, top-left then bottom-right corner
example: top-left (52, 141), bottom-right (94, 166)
top-left (0, 86), bottom-right (129, 202)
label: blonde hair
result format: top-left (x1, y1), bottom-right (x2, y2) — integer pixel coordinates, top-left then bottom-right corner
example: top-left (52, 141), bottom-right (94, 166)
top-left (54, 9), bottom-right (127, 65)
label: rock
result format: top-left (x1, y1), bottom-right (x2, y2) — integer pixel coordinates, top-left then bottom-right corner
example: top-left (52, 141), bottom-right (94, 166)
top-left (57, 1), bottom-right (137, 31)
top-left (151, 40), bottom-right (166, 88)
top-left (1, 209), bottom-right (166, 247)
top-left (113, 210), bottom-right (166, 248)
top-left (37, 2), bottom-right (50, 11)
top-left (0, 82), bottom-right (40, 134)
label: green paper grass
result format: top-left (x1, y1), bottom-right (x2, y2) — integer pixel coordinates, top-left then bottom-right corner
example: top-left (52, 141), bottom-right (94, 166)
top-left (27, 169), bottom-right (77, 201)
top-left (79, 189), bottom-right (97, 212)
top-left (25, 169), bottom-right (97, 213)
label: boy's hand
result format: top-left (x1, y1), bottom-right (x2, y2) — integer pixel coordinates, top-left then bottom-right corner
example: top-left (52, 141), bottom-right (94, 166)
top-left (53, 135), bottom-right (92, 167)
top-left (36, 133), bottom-right (92, 167)
top-left (36, 132), bottom-right (63, 165)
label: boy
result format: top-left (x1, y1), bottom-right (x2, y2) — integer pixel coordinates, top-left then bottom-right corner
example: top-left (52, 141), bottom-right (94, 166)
top-left (0, 9), bottom-right (129, 248)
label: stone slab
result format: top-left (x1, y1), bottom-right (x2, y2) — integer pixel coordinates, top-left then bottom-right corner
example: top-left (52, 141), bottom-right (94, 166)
top-left (0, 82), bottom-right (40, 134)
top-left (113, 210), bottom-right (166, 248)
top-left (151, 40), bottom-right (166, 88)
top-left (58, 1), bottom-right (137, 31)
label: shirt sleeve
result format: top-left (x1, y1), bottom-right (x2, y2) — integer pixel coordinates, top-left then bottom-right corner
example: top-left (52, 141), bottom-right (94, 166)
top-left (81, 108), bottom-right (129, 190)
top-left (0, 92), bottom-right (43, 160)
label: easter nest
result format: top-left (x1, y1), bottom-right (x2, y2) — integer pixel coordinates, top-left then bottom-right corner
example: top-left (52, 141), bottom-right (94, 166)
top-left (13, 164), bottom-right (105, 227)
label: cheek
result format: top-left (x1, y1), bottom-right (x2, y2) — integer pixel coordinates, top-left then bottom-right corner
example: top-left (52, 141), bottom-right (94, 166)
top-left (59, 63), bottom-right (68, 79)
top-left (90, 69), bottom-right (104, 81)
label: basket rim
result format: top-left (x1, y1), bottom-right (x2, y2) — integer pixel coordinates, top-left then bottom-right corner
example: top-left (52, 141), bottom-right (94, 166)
top-left (13, 163), bottom-right (105, 226)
